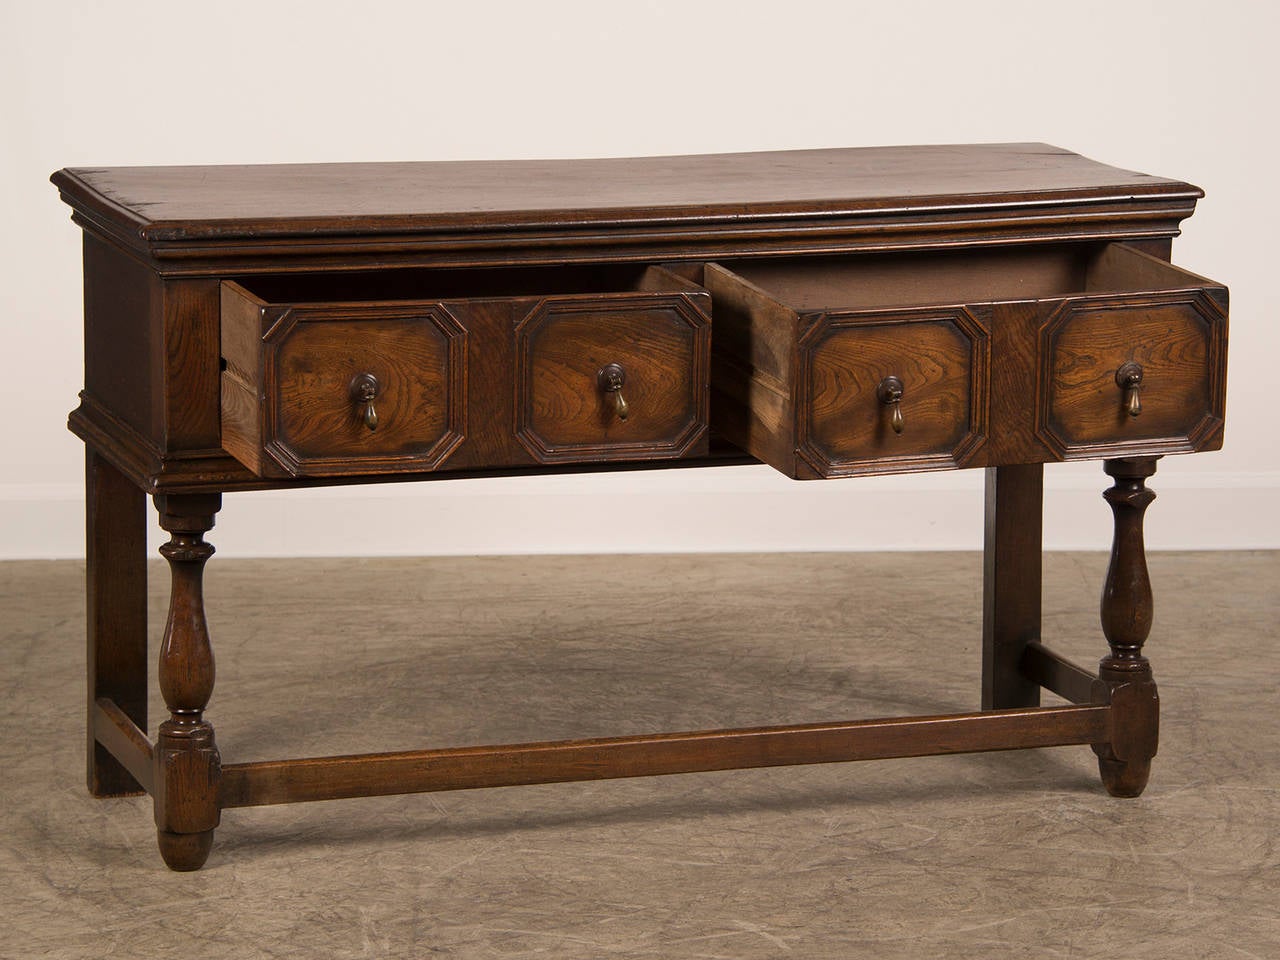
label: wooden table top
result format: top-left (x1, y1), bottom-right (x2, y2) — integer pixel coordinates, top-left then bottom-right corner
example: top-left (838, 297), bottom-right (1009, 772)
top-left (51, 143), bottom-right (1199, 243)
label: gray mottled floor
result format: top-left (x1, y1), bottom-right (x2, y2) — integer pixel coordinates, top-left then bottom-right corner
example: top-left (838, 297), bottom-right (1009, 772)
top-left (2, 551), bottom-right (1277, 959)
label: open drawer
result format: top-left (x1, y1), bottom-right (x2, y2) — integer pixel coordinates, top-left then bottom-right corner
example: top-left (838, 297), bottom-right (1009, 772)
top-left (220, 265), bottom-right (711, 477)
top-left (697, 243), bottom-right (1227, 479)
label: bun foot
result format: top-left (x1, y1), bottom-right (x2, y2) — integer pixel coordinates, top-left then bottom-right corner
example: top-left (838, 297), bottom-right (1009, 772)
top-left (157, 829), bottom-right (214, 871)
top-left (1097, 755), bottom-right (1151, 798)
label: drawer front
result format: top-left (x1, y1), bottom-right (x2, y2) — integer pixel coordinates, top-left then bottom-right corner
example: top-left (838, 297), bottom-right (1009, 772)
top-left (1036, 290), bottom-right (1226, 458)
top-left (797, 308), bottom-right (989, 476)
top-left (514, 294), bottom-right (711, 463)
top-left (264, 306), bottom-right (467, 475)
top-left (705, 245), bottom-right (1226, 478)
top-left (221, 302), bottom-right (470, 477)
top-left (221, 281), bottom-right (469, 477)
top-left (221, 269), bottom-right (710, 478)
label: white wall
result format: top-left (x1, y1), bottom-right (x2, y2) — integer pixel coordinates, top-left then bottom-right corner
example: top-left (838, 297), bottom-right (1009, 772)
top-left (2, 0), bottom-right (1277, 558)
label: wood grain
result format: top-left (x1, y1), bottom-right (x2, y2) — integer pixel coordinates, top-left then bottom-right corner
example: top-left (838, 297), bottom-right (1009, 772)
top-left (1093, 458), bottom-right (1160, 798)
top-left (152, 494), bottom-right (222, 871)
top-left (52, 146), bottom-right (1203, 275)
top-left (161, 277), bottom-right (221, 452)
top-left (1020, 641), bottom-right (1098, 706)
top-left (269, 308), bottom-right (465, 475)
top-left (82, 235), bottom-right (159, 442)
top-left (1037, 290), bottom-right (1226, 458)
top-left (982, 463), bottom-right (1044, 710)
top-left (93, 698), bottom-right (154, 794)
top-left (709, 241), bottom-right (1224, 479)
top-left (52, 144), bottom-right (1199, 242)
top-left (220, 704), bottom-right (1112, 808)
top-left (717, 246), bottom-right (1093, 312)
top-left (85, 449), bottom-right (148, 796)
top-left (804, 315), bottom-right (978, 467)
top-left (709, 258), bottom-right (992, 478)
top-left (59, 151), bottom-right (1224, 494)
top-left (223, 268), bottom-right (709, 478)
top-left (55, 147), bottom-right (1229, 870)
top-left (517, 296), bottom-right (709, 462)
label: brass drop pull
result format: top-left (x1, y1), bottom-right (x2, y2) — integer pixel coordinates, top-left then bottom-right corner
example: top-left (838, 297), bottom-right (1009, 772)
top-left (877, 376), bottom-right (905, 434)
top-left (1116, 362), bottom-right (1143, 418)
top-left (598, 363), bottom-right (629, 421)
top-left (351, 373), bottom-right (380, 431)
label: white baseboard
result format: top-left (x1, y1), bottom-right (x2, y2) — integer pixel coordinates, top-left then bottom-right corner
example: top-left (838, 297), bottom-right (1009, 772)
top-left (2, 465), bottom-right (1275, 560)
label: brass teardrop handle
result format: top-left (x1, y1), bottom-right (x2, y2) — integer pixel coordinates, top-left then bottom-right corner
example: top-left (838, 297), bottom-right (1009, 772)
top-left (1116, 361), bottom-right (1143, 418)
top-left (351, 373), bottom-right (380, 431)
top-left (877, 376), bottom-right (905, 434)
top-left (598, 363), bottom-right (629, 421)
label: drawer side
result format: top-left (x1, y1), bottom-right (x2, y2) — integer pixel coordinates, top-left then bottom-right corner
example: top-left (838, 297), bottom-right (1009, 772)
top-left (703, 263), bottom-right (800, 474)
top-left (219, 281), bottom-right (270, 474)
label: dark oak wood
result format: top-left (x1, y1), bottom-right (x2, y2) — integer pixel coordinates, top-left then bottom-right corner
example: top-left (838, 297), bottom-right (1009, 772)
top-left (57, 147), bottom-right (1221, 496)
top-left (516, 291), bottom-right (709, 464)
top-left (220, 266), bottom-right (709, 477)
top-left (51, 144), bottom-right (1198, 247)
top-left (152, 494), bottom-right (221, 871)
top-left (54, 146), bottom-right (1225, 869)
top-left (1019, 642), bottom-right (1099, 706)
top-left (222, 285), bottom-right (468, 477)
top-left (93, 698), bottom-right (154, 794)
top-left (1038, 246), bottom-right (1227, 460)
top-left (220, 704), bottom-right (1111, 808)
top-left (982, 464), bottom-right (1044, 710)
top-left (85, 448), bottom-right (148, 796)
top-left (1092, 457), bottom-right (1161, 797)
top-left (703, 243), bottom-right (1226, 478)
top-left (800, 307), bottom-right (987, 476)
top-left (82, 236), bottom-right (161, 443)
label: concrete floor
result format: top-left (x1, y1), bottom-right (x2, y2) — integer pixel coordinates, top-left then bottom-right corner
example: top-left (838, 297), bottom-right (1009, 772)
top-left (1, 551), bottom-right (1277, 958)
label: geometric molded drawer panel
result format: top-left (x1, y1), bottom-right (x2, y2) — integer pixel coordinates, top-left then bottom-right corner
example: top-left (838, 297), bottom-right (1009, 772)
top-left (263, 304), bottom-right (467, 476)
top-left (221, 266), bottom-right (712, 478)
top-left (704, 243), bottom-right (1227, 477)
top-left (702, 259), bottom-right (995, 480)
top-left (1036, 289), bottom-right (1227, 459)
top-left (796, 306), bottom-right (989, 477)
top-left (514, 292), bottom-right (711, 464)
top-left (220, 281), bottom-right (467, 479)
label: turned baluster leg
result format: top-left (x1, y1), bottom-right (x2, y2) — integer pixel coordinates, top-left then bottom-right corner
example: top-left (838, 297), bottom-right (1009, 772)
top-left (1093, 457), bottom-right (1160, 798)
top-left (152, 493), bottom-right (222, 871)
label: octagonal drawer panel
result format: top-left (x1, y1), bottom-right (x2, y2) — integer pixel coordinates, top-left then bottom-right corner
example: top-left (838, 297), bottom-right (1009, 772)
top-left (220, 284), bottom-right (467, 478)
top-left (515, 293), bottom-right (711, 464)
top-left (798, 309), bottom-right (987, 475)
top-left (1036, 245), bottom-right (1228, 459)
top-left (701, 261), bottom-right (990, 479)
top-left (220, 265), bottom-right (711, 478)
top-left (698, 243), bottom-right (1226, 478)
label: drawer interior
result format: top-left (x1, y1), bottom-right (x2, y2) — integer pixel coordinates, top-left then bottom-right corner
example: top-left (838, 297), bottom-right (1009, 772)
top-left (230, 263), bottom-right (703, 305)
top-left (700, 242), bottom-right (1211, 311)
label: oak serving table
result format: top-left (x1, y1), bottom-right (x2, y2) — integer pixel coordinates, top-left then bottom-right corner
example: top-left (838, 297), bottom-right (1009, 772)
top-left (52, 144), bottom-right (1228, 870)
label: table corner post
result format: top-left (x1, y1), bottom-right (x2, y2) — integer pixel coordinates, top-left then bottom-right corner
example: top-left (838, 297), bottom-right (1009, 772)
top-left (982, 463), bottom-right (1044, 711)
top-left (85, 448), bottom-right (149, 797)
